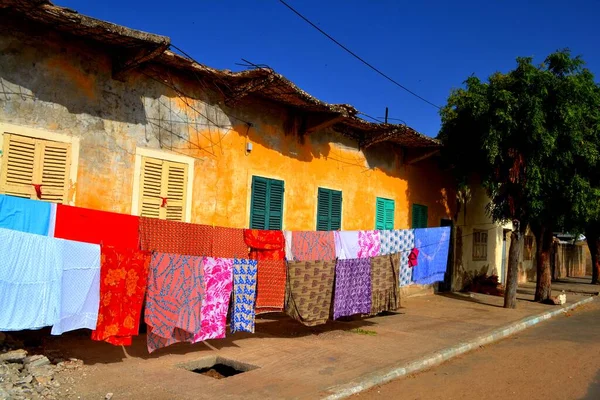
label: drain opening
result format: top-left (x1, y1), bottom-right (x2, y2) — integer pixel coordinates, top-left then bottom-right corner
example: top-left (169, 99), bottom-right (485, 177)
top-left (192, 363), bottom-right (244, 379)
top-left (178, 356), bottom-right (259, 379)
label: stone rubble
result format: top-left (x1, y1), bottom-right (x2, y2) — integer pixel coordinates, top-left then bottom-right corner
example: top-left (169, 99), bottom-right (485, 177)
top-left (0, 333), bottom-right (83, 400)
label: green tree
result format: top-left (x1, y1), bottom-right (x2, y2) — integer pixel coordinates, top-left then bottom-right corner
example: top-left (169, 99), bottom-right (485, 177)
top-left (439, 50), bottom-right (600, 306)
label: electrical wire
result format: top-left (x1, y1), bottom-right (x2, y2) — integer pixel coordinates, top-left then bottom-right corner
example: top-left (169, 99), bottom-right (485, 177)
top-left (278, 0), bottom-right (441, 110)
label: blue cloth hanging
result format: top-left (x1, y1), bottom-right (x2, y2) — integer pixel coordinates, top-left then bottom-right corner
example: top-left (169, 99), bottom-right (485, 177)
top-left (412, 227), bottom-right (451, 285)
top-left (0, 194), bottom-right (51, 235)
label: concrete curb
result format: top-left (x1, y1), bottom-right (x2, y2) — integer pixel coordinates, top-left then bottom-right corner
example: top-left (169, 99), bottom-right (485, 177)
top-left (322, 296), bottom-right (596, 400)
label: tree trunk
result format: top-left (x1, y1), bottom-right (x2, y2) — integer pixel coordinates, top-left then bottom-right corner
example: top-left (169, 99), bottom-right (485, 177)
top-left (585, 226), bottom-right (600, 285)
top-left (504, 228), bottom-right (522, 309)
top-left (532, 224), bottom-right (553, 302)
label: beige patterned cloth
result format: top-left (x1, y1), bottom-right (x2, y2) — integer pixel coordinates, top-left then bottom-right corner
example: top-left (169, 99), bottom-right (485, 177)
top-left (285, 260), bottom-right (335, 326)
top-left (370, 254), bottom-right (400, 314)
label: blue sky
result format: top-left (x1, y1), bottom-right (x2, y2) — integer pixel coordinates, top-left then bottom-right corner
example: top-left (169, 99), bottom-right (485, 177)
top-left (57, 0), bottom-right (600, 137)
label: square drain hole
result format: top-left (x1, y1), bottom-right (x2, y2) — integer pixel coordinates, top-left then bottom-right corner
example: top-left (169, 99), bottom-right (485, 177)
top-left (178, 356), bottom-right (259, 379)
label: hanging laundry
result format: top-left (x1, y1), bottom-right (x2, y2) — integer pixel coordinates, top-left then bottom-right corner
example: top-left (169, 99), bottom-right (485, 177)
top-left (54, 204), bottom-right (139, 248)
top-left (48, 203), bottom-right (57, 237)
top-left (139, 217), bottom-right (213, 256)
top-left (412, 227), bottom-right (451, 285)
top-left (91, 246), bottom-right (150, 346)
top-left (211, 226), bottom-right (248, 258)
top-left (244, 229), bottom-right (286, 314)
top-left (290, 231), bottom-right (336, 261)
top-left (0, 194), bottom-right (52, 236)
top-left (286, 259), bottom-right (335, 326)
top-left (357, 230), bottom-right (381, 258)
top-left (145, 252), bottom-right (204, 353)
top-left (51, 239), bottom-right (101, 335)
top-left (334, 230), bottom-right (360, 259)
top-left (380, 230), bottom-right (415, 287)
top-left (0, 228), bottom-right (61, 330)
top-left (408, 248), bottom-right (420, 267)
top-left (284, 231), bottom-right (294, 261)
top-left (231, 258), bottom-right (258, 334)
top-left (333, 258), bottom-right (372, 319)
top-left (370, 254), bottom-right (400, 314)
top-left (193, 257), bottom-right (233, 342)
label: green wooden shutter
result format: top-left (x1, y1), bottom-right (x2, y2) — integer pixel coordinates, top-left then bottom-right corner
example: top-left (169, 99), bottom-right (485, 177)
top-left (376, 197), bottom-right (395, 230)
top-left (330, 190), bottom-right (342, 230)
top-left (412, 204), bottom-right (428, 228)
top-left (317, 188), bottom-right (342, 231)
top-left (250, 176), bottom-right (268, 229)
top-left (267, 179), bottom-right (284, 230)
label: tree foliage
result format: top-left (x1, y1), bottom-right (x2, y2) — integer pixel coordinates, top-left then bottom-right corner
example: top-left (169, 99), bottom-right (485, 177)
top-left (439, 49), bottom-right (600, 298)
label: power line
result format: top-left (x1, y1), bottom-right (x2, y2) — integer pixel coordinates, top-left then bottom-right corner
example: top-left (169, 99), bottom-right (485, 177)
top-left (278, 0), bottom-right (441, 110)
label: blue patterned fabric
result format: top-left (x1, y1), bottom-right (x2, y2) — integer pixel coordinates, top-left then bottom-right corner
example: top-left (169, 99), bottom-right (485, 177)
top-left (0, 228), bottom-right (61, 330)
top-left (380, 229), bottom-right (415, 286)
top-left (0, 194), bottom-right (52, 236)
top-left (231, 258), bottom-right (258, 333)
top-left (412, 227), bottom-right (451, 285)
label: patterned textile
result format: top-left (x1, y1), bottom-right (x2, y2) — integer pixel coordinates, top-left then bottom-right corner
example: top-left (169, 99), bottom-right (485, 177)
top-left (51, 239), bottom-right (101, 335)
top-left (0, 194), bottom-right (51, 236)
top-left (334, 231), bottom-right (360, 260)
top-left (333, 258), bottom-right (372, 319)
top-left (231, 259), bottom-right (258, 333)
top-left (370, 254), bottom-right (400, 314)
top-left (284, 231), bottom-right (294, 261)
top-left (244, 229), bottom-right (286, 313)
top-left (286, 260), bottom-right (335, 326)
top-left (139, 217), bottom-right (213, 256)
top-left (379, 230), bottom-right (415, 287)
top-left (212, 227), bottom-right (248, 259)
top-left (55, 205), bottom-right (139, 249)
top-left (412, 227), bottom-right (451, 285)
top-left (0, 228), bottom-right (61, 330)
top-left (91, 246), bottom-right (150, 346)
top-left (290, 231), bottom-right (336, 261)
top-left (194, 257), bottom-right (233, 342)
top-left (145, 252), bottom-right (204, 353)
top-left (357, 230), bottom-right (381, 258)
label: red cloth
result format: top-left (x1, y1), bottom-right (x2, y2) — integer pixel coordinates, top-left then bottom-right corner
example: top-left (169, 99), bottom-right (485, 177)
top-left (54, 205), bottom-right (140, 249)
top-left (212, 226), bottom-right (249, 258)
top-left (91, 246), bottom-right (150, 346)
top-left (243, 229), bottom-right (286, 314)
top-left (139, 217), bottom-right (213, 256)
top-left (408, 248), bottom-right (420, 268)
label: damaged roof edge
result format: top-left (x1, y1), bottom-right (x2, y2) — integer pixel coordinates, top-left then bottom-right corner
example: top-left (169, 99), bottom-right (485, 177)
top-left (0, 0), bottom-right (441, 149)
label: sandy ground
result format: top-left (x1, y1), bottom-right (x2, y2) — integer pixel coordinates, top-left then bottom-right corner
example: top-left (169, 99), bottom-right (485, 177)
top-left (356, 301), bottom-right (600, 400)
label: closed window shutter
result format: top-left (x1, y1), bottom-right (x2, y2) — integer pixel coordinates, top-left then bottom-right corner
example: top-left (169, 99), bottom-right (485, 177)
top-left (412, 204), bottom-right (428, 228)
top-left (375, 198), bottom-right (386, 230)
top-left (0, 134), bottom-right (71, 203)
top-left (267, 179), bottom-right (284, 230)
top-left (139, 156), bottom-right (188, 222)
top-left (250, 176), bottom-right (268, 229)
top-left (330, 190), bottom-right (342, 230)
top-left (384, 199), bottom-right (395, 230)
top-left (317, 188), bottom-right (342, 231)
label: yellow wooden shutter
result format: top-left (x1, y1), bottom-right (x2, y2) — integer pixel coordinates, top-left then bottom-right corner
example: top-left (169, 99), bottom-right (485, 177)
top-left (138, 157), bottom-right (188, 222)
top-left (0, 134), bottom-right (71, 203)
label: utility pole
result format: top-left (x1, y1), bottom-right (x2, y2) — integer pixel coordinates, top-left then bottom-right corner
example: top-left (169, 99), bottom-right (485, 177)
top-left (384, 107), bottom-right (389, 124)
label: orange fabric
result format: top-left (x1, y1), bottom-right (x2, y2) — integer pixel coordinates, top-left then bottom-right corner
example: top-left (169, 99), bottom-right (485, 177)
top-left (212, 226), bottom-right (249, 258)
top-left (91, 246), bottom-right (150, 346)
top-left (139, 217), bottom-right (213, 256)
top-left (243, 230), bottom-right (286, 313)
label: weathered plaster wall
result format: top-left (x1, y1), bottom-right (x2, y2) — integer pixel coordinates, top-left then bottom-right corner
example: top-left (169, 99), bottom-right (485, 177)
top-left (0, 22), bottom-right (454, 231)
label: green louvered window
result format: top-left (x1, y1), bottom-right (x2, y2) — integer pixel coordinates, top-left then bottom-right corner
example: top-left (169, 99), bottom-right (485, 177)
top-left (316, 188), bottom-right (342, 231)
top-left (249, 176), bottom-right (284, 230)
top-left (411, 203), bottom-right (428, 228)
top-left (375, 197), bottom-right (395, 230)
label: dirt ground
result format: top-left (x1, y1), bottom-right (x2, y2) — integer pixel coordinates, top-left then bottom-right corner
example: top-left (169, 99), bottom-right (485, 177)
top-left (356, 302), bottom-right (600, 400)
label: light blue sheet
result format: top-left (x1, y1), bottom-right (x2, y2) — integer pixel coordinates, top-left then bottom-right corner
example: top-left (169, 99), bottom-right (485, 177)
top-left (0, 194), bottom-right (52, 235)
top-left (0, 227), bottom-right (62, 330)
top-left (412, 227), bottom-right (451, 285)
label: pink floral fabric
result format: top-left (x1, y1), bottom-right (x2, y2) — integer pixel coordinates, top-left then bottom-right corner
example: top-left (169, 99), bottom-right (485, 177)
top-left (357, 230), bottom-right (381, 258)
top-left (193, 257), bottom-right (234, 342)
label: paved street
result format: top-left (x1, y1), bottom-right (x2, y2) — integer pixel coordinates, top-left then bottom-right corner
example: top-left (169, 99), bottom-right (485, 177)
top-left (357, 300), bottom-right (600, 400)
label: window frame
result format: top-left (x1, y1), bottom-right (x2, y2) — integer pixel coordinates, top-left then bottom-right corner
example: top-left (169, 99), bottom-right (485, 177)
top-left (131, 147), bottom-right (194, 223)
top-left (316, 187), bottom-right (342, 231)
top-left (0, 123), bottom-right (79, 205)
top-left (472, 229), bottom-right (488, 261)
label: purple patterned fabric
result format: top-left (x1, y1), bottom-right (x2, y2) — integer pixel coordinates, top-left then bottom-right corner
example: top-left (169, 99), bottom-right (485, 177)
top-left (333, 258), bottom-right (372, 319)
top-left (357, 230), bottom-right (381, 258)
